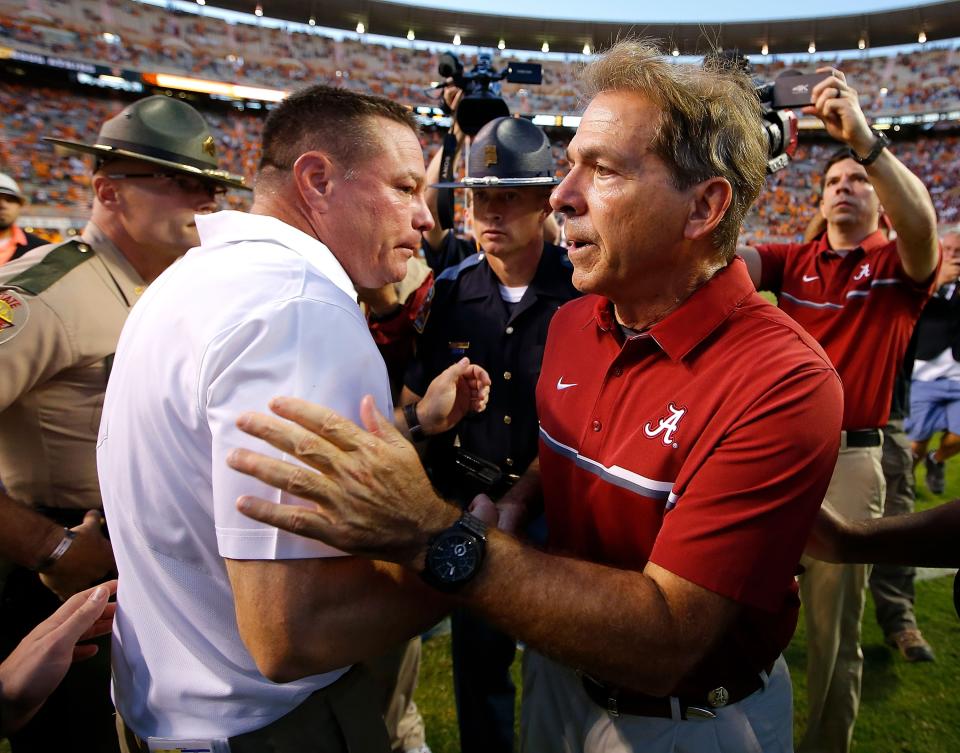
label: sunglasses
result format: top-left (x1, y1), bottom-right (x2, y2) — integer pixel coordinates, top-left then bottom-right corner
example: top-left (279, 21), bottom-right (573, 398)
top-left (106, 172), bottom-right (228, 197)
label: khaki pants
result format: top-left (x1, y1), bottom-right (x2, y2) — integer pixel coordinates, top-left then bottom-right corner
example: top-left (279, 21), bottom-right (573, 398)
top-left (798, 442), bottom-right (884, 753)
top-left (520, 650), bottom-right (793, 753)
top-left (869, 421), bottom-right (920, 636)
top-left (362, 638), bottom-right (427, 752)
top-left (116, 664), bottom-right (391, 753)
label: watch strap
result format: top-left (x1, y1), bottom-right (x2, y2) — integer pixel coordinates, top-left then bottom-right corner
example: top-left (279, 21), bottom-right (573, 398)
top-left (851, 129), bottom-right (889, 166)
top-left (403, 401), bottom-right (425, 442)
top-left (456, 511), bottom-right (489, 540)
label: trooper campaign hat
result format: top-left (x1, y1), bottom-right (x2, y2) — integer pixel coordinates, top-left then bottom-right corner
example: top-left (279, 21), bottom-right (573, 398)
top-left (432, 116), bottom-right (560, 189)
top-left (44, 95), bottom-right (249, 191)
top-left (0, 173), bottom-right (26, 203)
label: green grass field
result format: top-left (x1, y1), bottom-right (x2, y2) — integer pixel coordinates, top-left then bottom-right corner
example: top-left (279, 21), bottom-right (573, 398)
top-left (415, 457), bottom-right (960, 753)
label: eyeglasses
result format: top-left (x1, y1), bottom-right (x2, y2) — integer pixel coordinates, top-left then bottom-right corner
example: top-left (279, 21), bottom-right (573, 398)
top-left (106, 172), bottom-right (228, 197)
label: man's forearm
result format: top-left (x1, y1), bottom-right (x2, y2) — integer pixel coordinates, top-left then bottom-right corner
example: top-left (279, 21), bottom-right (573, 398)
top-left (0, 491), bottom-right (66, 570)
top-left (228, 556), bottom-right (450, 683)
top-left (863, 148), bottom-right (938, 279)
top-left (457, 533), bottom-right (735, 696)
top-left (423, 131), bottom-right (463, 250)
top-left (811, 499), bottom-right (960, 567)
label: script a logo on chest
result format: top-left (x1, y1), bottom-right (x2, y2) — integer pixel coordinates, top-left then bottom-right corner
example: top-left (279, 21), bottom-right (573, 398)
top-left (643, 403), bottom-right (686, 448)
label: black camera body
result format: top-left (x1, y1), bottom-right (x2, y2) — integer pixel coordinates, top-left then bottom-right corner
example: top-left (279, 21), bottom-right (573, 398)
top-left (705, 50), bottom-right (801, 174)
top-left (755, 78), bottom-right (803, 173)
top-left (438, 51), bottom-right (542, 135)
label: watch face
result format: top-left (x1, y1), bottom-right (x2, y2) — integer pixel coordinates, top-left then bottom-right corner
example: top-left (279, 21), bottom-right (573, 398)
top-left (426, 531), bottom-right (482, 584)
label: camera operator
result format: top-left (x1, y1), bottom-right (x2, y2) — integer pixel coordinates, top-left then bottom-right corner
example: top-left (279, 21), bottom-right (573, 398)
top-left (739, 66), bottom-right (939, 753)
top-left (406, 114), bottom-right (578, 753)
top-left (421, 85), bottom-right (471, 272)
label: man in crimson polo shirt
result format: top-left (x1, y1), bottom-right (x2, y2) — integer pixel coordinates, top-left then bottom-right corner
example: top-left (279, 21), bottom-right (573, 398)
top-left (740, 68), bottom-right (939, 753)
top-left (226, 42), bottom-right (845, 753)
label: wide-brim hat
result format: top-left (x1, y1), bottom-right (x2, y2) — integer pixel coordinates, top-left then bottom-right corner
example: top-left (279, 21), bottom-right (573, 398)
top-left (432, 116), bottom-right (560, 189)
top-left (44, 95), bottom-right (250, 191)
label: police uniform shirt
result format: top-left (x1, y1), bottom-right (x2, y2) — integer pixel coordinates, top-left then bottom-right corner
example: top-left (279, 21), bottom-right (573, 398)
top-left (405, 242), bottom-right (579, 493)
top-left (0, 222), bottom-right (145, 511)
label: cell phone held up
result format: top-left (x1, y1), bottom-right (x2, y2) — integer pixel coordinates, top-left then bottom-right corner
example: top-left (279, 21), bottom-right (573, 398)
top-left (772, 73), bottom-right (830, 109)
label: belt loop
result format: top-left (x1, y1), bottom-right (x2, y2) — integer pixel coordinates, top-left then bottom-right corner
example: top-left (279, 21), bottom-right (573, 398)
top-left (759, 668), bottom-right (770, 690)
top-left (669, 696), bottom-right (682, 722)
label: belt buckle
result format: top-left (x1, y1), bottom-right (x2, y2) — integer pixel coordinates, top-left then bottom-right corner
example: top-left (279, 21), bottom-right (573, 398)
top-left (605, 687), bottom-right (620, 719)
top-left (707, 686), bottom-right (729, 708)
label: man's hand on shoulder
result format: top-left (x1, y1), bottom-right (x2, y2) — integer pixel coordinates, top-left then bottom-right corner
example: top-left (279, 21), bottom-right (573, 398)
top-left (229, 395), bottom-right (460, 571)
top-left (40, 511), bottom-right (116, 601)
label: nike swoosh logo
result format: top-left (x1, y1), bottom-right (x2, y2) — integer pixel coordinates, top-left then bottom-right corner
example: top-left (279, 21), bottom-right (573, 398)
top-left (802, 275), bottom-right (819, 282)
top-left (556, 377), bottom-right (578, 391)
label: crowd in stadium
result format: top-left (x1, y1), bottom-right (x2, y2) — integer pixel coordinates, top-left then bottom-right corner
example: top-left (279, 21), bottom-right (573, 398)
top-left (2, 78), bottom-right (959, 243)
top-left (2, 0), bottom-right (960, 243)
top-left (1, 2), bottom-right (960, 753)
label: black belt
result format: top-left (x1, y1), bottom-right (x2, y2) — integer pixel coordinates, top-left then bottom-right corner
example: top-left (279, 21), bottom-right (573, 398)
top-left (580, 660), bottom-right (774, 721)
top-left (844, 428), bottom-right (882, 448)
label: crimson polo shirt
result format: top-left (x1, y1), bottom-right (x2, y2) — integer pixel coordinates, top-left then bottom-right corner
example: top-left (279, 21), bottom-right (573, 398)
top-left (536, 258), bottom-right (842, 695)
top-left (754, 231), bottom-right (935, 429)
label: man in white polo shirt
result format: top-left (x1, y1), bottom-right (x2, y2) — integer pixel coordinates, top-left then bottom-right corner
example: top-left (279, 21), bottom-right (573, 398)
top-left (97, 86), bottom-right (489, 752)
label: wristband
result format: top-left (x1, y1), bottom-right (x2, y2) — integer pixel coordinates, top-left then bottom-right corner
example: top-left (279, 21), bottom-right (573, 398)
top-left (36, 528), bottom-right (76, 572)
top-left (403, 401), bottom-right (425, 442)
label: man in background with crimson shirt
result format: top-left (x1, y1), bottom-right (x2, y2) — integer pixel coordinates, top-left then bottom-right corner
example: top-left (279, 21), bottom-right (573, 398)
top-left (740, 67), bottom-right (939, 753)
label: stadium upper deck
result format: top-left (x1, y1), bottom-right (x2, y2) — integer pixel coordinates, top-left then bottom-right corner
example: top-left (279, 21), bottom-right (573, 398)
top-left (1, 0), bottom-right (959, 117)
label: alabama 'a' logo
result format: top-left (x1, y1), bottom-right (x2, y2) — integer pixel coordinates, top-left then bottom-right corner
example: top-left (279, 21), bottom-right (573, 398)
top-left (643, 403), bottom-right (686, 446)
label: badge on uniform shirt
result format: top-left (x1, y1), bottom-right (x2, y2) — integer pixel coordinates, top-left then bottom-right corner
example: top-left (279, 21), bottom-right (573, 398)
top-left (0, 289), bottom-right (29, 345)
top-left (448, 341), bottom-right (470, 357)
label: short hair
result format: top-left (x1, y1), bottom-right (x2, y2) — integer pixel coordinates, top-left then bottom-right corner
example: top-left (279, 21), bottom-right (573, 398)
top-left (257, 85), bottom-right (419, 176)
top-left (580, 40), bottom-right (767, 258)
top-left (819, 146), bottom-right (858, 195)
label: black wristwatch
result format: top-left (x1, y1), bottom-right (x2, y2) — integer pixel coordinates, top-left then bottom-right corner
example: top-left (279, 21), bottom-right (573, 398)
top-left (421, 512), bottom-right (488, 592)
top-left (851, 128), bottom-right (890, 166)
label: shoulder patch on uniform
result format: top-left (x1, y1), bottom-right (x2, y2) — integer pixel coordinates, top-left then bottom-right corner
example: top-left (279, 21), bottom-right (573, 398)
top-left (436, 252), bottom-right (484, 283)
top-left (0, 289), bottom-right (30, 345)
top-left (3, 240), bottom-right (94, 296)
top-left (413, 284), bottom-right (435, 334)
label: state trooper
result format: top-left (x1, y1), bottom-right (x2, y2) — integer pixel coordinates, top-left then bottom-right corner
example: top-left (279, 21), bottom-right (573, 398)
top-left (0, 95), bottom-right (247, 752)
top-left (405, 116), bottom-right (579, 753)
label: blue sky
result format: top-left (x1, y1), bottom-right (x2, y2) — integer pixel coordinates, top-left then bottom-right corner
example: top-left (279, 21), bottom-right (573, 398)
top-left (389, 0), bottom-right (924, 23)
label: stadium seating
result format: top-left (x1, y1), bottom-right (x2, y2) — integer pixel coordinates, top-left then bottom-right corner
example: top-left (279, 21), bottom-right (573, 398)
top-left (0, 0), bottom-right (958, 242)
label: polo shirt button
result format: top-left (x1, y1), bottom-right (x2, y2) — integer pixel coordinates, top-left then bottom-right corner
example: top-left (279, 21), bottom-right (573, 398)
top-left (503, 371), bottom-right (512, 380)
top-left (592, 419), bottom-right (602, 431)
top-left (613, 366), bottom-right (623, 377)
top-left (505, 326), bottom-right (515, 334)
top-left (505, 457), bottom-right (514, 467)
top-left (504, 415), bottom-right (512, 425)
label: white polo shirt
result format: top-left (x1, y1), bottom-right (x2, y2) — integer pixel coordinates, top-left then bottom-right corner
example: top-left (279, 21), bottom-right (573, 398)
top-left (98, 210), bottom-right (393, 738)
